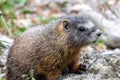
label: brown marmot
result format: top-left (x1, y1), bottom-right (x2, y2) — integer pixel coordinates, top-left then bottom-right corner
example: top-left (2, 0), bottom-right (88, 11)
top-left (6, 15), bottom-right (101, 80)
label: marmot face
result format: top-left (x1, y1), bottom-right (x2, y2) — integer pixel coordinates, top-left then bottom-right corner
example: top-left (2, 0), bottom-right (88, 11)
top-left (61, 16), bottom-right (101, 47)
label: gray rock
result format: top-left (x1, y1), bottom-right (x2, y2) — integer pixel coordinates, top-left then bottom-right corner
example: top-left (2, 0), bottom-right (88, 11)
top-left (0, 34), bottom-right (13, 79)
top-left (0, 10), bottom-right (2, 15)
top-left (62, 49), bottom-right (120, 80)
top-left (0, 34), bottom-right (13, 67)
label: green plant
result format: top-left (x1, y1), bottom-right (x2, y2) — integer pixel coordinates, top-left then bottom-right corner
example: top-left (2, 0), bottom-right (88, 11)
top-left (15, 27), bottom-right (27, 37)
top-left (58, 1), bottom-right (68, 8)
top-left (96, 37), bottom-right (105, 47)
top-left (0, 78), bottom-right (5, 80)
top-left (21, 69), bottom-right (35, 80)
top-left (30, 69), bottom-right (35, 80)
top-left (15, 0), bottom-right (27, 6)
top-left (0, 0), bottom-right (28, 17)
top-left (0, 0), bottom-right (16, 18)
top-left (22, 8), bottom-right (35, 14)
top-left (0, 15), bottom-right (13, 37)
top-left (39, 16), bottom-right (57, 24)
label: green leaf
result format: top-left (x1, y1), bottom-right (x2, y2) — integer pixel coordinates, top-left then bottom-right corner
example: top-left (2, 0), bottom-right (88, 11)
top-left (15, 0), bottom-right (27, 6)
top-left (59, 1), bottom-right (68, 8)
top-left (15, 27), bottom-right (27, 37)
top-left (39, 16), bottom-right (57, 24)
top-left (0, 15), bottom-right (13, 37)
top-left (22, 8), bottom-right (34, 14)
top-left (0, 78), bottom-right (5, 80)
top-left (21, 74), bottom-right (28, 78)
top-left (107, 38), bottom-right (111, 43)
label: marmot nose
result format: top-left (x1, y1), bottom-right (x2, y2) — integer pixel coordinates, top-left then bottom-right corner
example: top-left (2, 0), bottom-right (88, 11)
top-left (97, 33), bottom-right (101, 36)
top-left (96, 29), bottom-right (102, 36)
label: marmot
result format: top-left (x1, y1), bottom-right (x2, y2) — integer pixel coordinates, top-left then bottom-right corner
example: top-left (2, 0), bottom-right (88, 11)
top-left (6, 15), bottom-right (101, 80)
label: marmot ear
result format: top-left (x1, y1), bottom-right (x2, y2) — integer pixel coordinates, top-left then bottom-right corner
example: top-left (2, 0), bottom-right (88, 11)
top-left (63, 19), bottom-right (70, 30)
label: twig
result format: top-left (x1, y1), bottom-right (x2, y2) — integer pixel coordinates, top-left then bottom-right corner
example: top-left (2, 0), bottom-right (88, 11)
top-left (105, 0), bottom-right (120, 18)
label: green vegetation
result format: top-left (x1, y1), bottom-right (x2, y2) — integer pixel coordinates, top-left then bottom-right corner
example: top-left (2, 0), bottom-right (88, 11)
top-left (0, 15), bottom-right (13, 37)
top-left (0, 0), bottom-right (58, 38)
top-left (0, 0), bottom-right (15, 18)
top-left (21, 69), bottom-right (35, 80)
top-left (0, 0), bottom-right (30, 38)
top-left (96, 37), bottom-right (105, 47)
top-left (0, 78), bottom-right (5, 80)
top-left (22, 8), bottom-right (35, 14)
top-left (15, 27), bottom-right (27, 37)
top-left (39, 16), bottom-right (57, 24)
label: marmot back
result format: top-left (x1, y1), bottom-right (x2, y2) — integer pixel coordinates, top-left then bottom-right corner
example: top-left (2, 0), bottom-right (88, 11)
top-left (7, 15), bottom-right (101, 80)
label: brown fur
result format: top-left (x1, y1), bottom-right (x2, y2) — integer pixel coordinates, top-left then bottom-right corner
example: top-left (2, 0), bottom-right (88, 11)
top-left (6, 15), bottom-right (101, 80)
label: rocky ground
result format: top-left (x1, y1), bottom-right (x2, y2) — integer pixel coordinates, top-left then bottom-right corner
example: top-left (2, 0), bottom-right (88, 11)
top-left (62, 49), bottom-right (120, 80)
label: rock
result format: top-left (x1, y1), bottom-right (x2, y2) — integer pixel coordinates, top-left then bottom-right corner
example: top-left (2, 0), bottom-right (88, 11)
top-left (0, 34), bottom-right (13, 78)
top-left (62, 49), bottom-right (120, 80)
top-left (67, 4), bottom-right (92, 13)
top-left (63, 73), bottom-right (120, 80)
top-left (14, 19), bottom-right (33, 29)
top-left (0, 10), bottom-right (2, 15)
top-left (0, 34), bottom-right (13, 68)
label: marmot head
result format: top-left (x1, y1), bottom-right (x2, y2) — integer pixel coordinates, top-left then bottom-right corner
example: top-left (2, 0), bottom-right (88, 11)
top-left (57, 15), bottom-right (102, 47)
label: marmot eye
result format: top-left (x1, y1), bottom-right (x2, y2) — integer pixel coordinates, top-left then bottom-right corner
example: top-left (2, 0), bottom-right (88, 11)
top-left (79, 26), bottom-right (86, 32)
